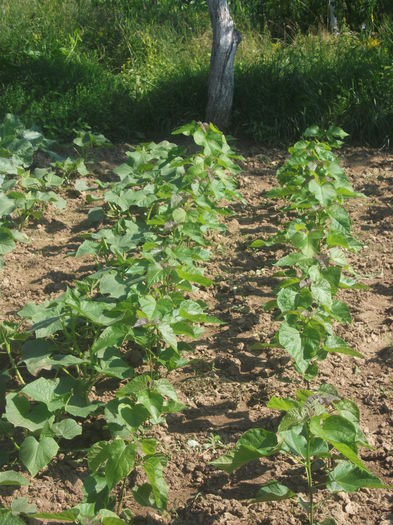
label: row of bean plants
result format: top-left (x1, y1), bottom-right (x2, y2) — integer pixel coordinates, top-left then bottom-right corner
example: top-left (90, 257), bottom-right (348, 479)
top-left (0, 114), bottom-right (111, 270)
top-left (0, 114), bottom-right (68, 268)
top-left (0, 122), bottom-right (242, 524)
top-left (213, 126), bottom-right (389, 525)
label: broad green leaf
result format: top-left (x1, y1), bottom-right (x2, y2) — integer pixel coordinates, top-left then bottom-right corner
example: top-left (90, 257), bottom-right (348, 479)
top-left (88, 441), bottom-right (109, 473)
top-left (331, 301), bottom-right (352, 324)
top-left (275, 252), bottom-right (311, 267)
top-left (308, 180), bottom-right (336, 205)
top-left (92, 325), bottom-right (126, 353)
top-left (158, 323), bottom-right (177, 349)
top-left (119, 404), bottom-right (149, 431)
top-left (11, 497), bottom-right (36, 515)
top-left (20, 436), bottom-right (59, 477)
top-left (310, 417), bottom-right (365, 469)
top-left (267, 397), bottom-right (299, 412)
top-left (278, 322), bottom-right (307, 373)
top-left (311, 278), bottom-right (332, 308)
top-left (277, 288), bottom-right (297, 314)
top-left (137, 390), bottom-right (164, 423)
top-left (105, 440), bottom-right (137, 490)
top-left (329, 247), bottom-right (347, 266)
top-left (279, 425), bottom-right (307, 457)
top-left (65, 396), bottom-right (102, 418)
top-left (328, 204), bottom-right (351, 232)
top-left (0, 228), bottom-right (16, 255)
top-left (212, 428), bottom-right (278, 473)
top-left (324, 336), bottom-right (363, 358)
top-left (254, 480), bottom-right (295, 502)
top-left (0, 470), bottom-right (29, 486)
top-left (21, 377), bottom-right (59, 405)
top-left (176, 268), bottom-right (212, 287)
top-left (172, 208), bottom-right (186, 223)
top-left (143, 455), bottom-right (168, 510)
top-left (96, 347), bottom-right (134, 380)
top-left (52, 419), bottom-right (82, 440)
top-left (278, 408), bottom-right (307, 431)
top-left (32, 509), bottom-right (78, 522)
top-left (327, 461), bottom-right (389, 492)
top-left (5, 393), bottom-right (52, 432)
top-left (0, 510), bottom-right (26, 525)
top-left (290, 229), bottom-right (323, 257)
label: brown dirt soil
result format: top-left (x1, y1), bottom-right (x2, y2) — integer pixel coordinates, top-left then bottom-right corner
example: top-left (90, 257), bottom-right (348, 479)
top-left (0, 144), bottom-right (392, 525)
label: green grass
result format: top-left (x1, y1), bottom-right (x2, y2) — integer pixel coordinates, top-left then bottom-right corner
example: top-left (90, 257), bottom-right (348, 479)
top-left (0, 0), bottom-right (393, 146)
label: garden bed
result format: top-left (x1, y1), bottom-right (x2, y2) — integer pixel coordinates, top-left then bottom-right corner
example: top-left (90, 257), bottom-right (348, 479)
top-left (0, 142), bottom-right (392, 525)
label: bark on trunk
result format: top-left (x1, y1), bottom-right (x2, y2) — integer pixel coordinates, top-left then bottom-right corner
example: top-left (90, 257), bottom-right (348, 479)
top-left (329, 0), bottom-right (339, 33)
top-left (206, 0), bottom-right (241, 130)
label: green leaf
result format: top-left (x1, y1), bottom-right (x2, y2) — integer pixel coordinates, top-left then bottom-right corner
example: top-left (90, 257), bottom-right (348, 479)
top-left (21, 377), bottom-right (59, 405)
top-left (52, 419), bottom-right (82, 440)
top-left (5, 393), bottom-right (52, 432)
top-left (250, 239), bottom-right (265, 248)
top-left (88, 441), bottom-right (109, 473)
top-left (290, 229), bottom-right (323, 257)
top-left (20, 436), bottom-right (59, 477)
top-left (327, 461), bottom-right (389, 492)
top-left (254, 480), bottom-right (295, 502)
top-left (329, 247), bottom-right (347, 266)
top-left (319, 415), bottom-right (356, 444)
top-left (32, 509), bottom-right (78, 522)
top-left (276, 288), bottom-right (297, 314)
top-left (324, 336), bottom-right (363, 358)
top-left (0, 228), bottom-right (16, 255)
top-left (143, 455), bottom-right (168, 510)
top-left (157, 323), bottom-right (177, 350)
top-left (267, 397), bottom-right (299, 412)
top-left (11, 497), bottom-right (36, 515)
top-left (172, 208), bottom-right (186, 223)
top-left (0, 470), bottom-right (29, 486)
top-left (105, 440), bottom-right (137, 490)
top-left (303, 125), bottom-right (320, 137)
top-left (331, 301), bottom-right (352, 324)
top-left (275, 252), bottom-right (311, 267)
top-left (211, 428), bottom-right (278, 473)
top-left (328, 204), bottom-right (351, 232)
top-left (309, 417), bottom-right (365, 469)
top-left (96, 347), bottom-right (134, 380)
top-left (137, 390), bottom-right (164, 423)
top-left (278, 322), bottom-right (307, 373)
top-left (64, 395), bottom-right (102, 418)
top-left (308, 180), bottom-right (337, 205)
top-left (119, 403), bottom-right (149, 431)
top-left (311, 278), bottom-right (332, 308)
top-left (279, 425), bottom-right (307, 457)
top-left (176, 268), bottom-right (212, 287)
top-left (0, 510), bottom-right (27, 525)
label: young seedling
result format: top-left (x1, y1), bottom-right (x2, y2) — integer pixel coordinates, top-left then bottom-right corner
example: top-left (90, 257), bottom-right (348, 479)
top-left (212, 385), bottom-right (389, 525)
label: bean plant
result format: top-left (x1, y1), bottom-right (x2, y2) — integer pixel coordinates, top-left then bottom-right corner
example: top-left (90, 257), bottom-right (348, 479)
top-left (213, 126), bottom-right (388, 524)
top-left (0, 121), bottom-right (242, 524)
top-left (252, 126), bottom-right (366, 379)
top-left (213, 385), bottom-right (388, 525)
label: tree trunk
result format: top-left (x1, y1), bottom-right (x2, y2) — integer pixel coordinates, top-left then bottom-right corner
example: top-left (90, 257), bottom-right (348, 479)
top-left (328, 0), bottom-right (339, 33)
top-left (206, 0), bottom-right (241, 130)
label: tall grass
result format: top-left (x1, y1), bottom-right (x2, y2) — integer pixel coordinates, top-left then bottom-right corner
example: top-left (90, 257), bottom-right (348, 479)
top-left (0, 0), bottom-right (392, 146)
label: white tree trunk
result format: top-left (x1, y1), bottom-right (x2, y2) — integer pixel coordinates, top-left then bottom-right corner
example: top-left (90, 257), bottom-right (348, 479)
top-left (206, 0), bottom-right (241, 129)
top-left (329, 0), bottom-right (339, 33)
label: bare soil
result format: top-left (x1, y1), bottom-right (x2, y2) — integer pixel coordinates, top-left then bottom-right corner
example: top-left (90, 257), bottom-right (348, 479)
top-left (0, 144), bottom-right (392, 525)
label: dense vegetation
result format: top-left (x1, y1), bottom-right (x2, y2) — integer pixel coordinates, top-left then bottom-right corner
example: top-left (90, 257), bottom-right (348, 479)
top-left (1, 0), bottom-right (393, 145)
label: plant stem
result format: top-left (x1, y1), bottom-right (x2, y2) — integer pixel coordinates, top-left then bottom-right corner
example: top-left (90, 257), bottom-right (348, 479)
top-left (116, 477), bottom-right (127, 515)
top-left (4, 339), bottom-right (25, 385)
top-left (305, 424), bottom-right (314, 525)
